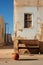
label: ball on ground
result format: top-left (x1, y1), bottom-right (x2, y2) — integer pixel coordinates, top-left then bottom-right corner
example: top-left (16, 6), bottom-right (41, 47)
top-left (13, 53), bottom-right (19, 60)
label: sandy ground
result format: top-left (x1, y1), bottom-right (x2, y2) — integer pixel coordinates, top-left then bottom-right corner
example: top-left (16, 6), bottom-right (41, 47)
top-left (0, 49), bottom-right (43, 65)
top-left (0, 58), bottom-right (43, 65)
top-left (0, 49), bottom-right (14, 58)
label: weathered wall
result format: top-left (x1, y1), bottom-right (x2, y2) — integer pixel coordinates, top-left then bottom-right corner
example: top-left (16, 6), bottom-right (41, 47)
top-left (14, 7), bottom-right (43, 40)
top-left (0, 16), bottom-right (5, 46)
top-left (15, 0), bottom-right (43, 7)
top-left (14, 0), bottom-right (43, 40)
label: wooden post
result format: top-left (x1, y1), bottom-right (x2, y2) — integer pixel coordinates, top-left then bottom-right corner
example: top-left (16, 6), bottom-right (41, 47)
top-left (14, 38), bottom-right (19, 53)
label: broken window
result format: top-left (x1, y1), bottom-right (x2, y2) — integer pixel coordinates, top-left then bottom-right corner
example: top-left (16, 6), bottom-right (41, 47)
top-left (24, 13), bottom-right (32, 28)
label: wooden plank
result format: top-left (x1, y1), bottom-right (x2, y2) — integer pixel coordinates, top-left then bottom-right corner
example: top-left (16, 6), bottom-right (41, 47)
top-left (18, 46), bottom-right (39, 49)
top-left (18, 40), bottom-right (39, 46)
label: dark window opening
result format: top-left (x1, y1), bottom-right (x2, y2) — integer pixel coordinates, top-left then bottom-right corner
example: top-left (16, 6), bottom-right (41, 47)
top-left (24, 14), bottom-right (32, 28)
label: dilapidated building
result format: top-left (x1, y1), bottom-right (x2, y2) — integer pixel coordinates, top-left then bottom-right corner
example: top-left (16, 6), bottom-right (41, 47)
top-left (0, 16), bottom-right (5, 46)
top-left (14, 0), bottom-right (43, 54)
top-left (14, 0), bottom-right (43, 40)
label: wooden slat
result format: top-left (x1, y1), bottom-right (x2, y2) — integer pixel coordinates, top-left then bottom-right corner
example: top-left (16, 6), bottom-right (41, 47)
top-left (18, 40), bottom-right (39, 46)
top-left (18, 46), bottom-right (39, 49)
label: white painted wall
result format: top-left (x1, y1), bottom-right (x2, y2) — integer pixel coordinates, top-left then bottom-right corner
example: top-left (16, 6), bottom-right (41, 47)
top-left (14, 7), bottom-right (43, 40)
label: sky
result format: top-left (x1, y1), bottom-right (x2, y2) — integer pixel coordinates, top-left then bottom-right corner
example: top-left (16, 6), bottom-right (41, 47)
top-left (0, 0), bottom-right (13, 35)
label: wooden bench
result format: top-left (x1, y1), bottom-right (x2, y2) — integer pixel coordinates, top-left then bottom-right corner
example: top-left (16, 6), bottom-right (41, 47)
top-left (18, 40), bottom-right (39, 54)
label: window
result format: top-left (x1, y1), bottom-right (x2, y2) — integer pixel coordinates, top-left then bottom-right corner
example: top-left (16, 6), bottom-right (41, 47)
top-left (24, 13), bottom-right (32, 28)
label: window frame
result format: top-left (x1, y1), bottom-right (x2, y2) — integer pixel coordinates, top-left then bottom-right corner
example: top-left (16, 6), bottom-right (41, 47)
top-left (24, 13), bottom-right (32, 28)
